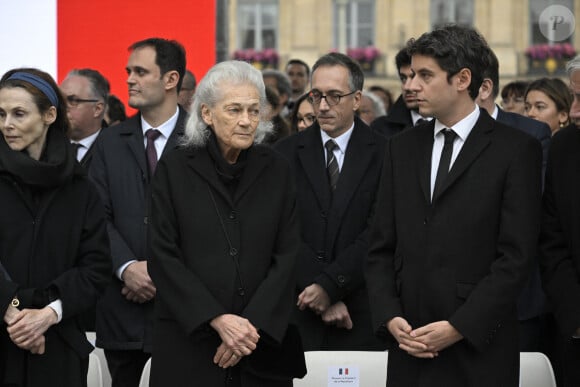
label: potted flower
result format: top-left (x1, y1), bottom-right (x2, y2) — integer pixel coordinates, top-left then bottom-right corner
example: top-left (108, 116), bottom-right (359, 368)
top-left (525, 42), bottom-right (576, 74)
top-left (347, 46), bottom-right (381, 72)
top-left (232, 48), bottom-right (279, 70)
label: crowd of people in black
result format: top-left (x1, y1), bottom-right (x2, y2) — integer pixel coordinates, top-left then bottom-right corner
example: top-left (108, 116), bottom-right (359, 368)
top-left (1, 25), bottom-right (580, 387)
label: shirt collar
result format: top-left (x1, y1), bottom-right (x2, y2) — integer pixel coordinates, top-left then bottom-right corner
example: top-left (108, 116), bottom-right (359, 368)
top-left (320, 122), bottom-right (355, 154)
top-left (411, 110), bottom-right (431, 125)
top-left (491, 104), bottom-right (499, 120)
top-left (75, 129), bottom-right (101, 148)
top-left (141, 107), bottom-right (179, 138)
top-left (433, 104), bottom-right (480, 141)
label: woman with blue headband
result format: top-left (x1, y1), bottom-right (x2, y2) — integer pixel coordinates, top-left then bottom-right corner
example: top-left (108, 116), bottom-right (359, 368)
top-left (0, 68), bottom-right (111, 387)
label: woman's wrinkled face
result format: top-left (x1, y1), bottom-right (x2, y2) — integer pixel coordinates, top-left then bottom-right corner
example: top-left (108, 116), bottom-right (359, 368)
top-left (0, 87), bottom-right (54, 160)
top-left (201, 82), bottom-right (261, 162)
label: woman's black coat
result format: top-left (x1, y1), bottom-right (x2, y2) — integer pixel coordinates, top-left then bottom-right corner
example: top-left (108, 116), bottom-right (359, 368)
top-left (148, 142), bottom-right (303, 386)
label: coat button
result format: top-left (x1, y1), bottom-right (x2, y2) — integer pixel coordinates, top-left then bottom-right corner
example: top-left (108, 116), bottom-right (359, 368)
top-left (316, 251), bottom-right (325, 261)
top-left (337, 275), bottom-right (345, 284)
top-left (238, 287), bottom-right (245, 296)
top-left (321, 211), bottom-right (327, 218)
top-left (144, 216), bottom-right (148, 224)
top-left (229, 211), bottom-right (237, 220)
top-left (229, 248), bottom-right (238, 256)
top-left (423, 218), bottom-right (428, 225)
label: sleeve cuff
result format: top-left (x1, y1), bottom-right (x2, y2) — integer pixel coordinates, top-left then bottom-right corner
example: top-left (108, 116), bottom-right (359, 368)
top-left (116, 260), bottom-right (137, 281)
top-left (47, 299), bottom-right (63, 323)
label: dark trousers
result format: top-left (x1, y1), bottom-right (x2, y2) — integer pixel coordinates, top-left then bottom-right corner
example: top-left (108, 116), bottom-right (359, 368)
top-left (104, 349), bottom-right (150, 387)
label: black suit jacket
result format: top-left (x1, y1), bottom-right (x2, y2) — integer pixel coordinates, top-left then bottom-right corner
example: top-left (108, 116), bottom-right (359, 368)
top-left (89, 107), bottom-right (187, 351)
top-left (275, 117), bottom-right (386, 350)
top-left (370, 95), bottom-right (413, 138)
top-left (77, 128), bottom-right (107, 172)
top-left (366, 110), bottom-right (542, 386)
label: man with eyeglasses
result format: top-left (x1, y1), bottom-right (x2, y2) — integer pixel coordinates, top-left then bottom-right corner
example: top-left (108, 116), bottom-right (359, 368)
top-left (60, 68), bottom-right (110, 171)
top-left (275, 52), bottom-right (386, 351)
top-left (177, 69), bottom-right (196, 112)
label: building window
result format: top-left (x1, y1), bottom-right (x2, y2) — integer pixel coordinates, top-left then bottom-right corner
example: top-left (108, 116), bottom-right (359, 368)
top-left (238, 0), bottom-right (278, 50)
top-left (431, 0), bottom-right (473, 30)
top-left (333, 0), bottom-right (375, 48)
top-left (530, 0), bottom-right (574, 45)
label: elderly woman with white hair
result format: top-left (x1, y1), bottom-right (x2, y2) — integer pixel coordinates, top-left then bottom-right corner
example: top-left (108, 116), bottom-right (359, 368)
top-left (357, 89), bottom-right (387, 125)
top-left (148, 60), bottom-right (306, 386)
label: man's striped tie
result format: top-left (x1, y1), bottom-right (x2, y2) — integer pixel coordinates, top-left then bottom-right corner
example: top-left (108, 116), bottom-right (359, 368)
top-left (325, 139), bottom-right (340, 191)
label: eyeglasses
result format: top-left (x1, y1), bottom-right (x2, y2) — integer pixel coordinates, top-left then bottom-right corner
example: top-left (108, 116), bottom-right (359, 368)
top-left (298, 114), bottom-right (316, 126)
top-left (308, 90), bottom-right (357, 106)
top-left (66, 95), bottom-right (99, 107)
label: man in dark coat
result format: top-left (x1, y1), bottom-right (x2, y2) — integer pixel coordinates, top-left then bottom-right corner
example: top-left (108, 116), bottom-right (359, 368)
top-left (89, 38), bottom-right (187, 387)
top-left (370, 47), bottom-right (430, 138)
top-left (540, 55), bottom-right (580, 387)
top-left (366, 26), bottom-right (542, 386)
top-left (476, 47), bottom-right (552, 352)
top-left (276, 52), bottom-right (386, 351)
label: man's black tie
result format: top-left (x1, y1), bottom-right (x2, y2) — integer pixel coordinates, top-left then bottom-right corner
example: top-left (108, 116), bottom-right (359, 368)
top-left (145, 129), bottom-right (162, 177)
top-left (433, 129), bottom-right (457, 199)
top-left (325, 139), bottom-right (340, 191)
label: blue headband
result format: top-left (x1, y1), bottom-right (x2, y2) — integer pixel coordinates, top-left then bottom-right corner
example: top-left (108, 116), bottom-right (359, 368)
top-left (7, 72), bottom-right (59, 108)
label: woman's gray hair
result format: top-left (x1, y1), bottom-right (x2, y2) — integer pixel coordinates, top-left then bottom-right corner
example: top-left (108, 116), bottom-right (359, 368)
top-left (362, 90), bottom-right (386, 117)
top-left (566, 54), bottom-right (580, 78)
top-left (181, 60), bottom-right (273, 147)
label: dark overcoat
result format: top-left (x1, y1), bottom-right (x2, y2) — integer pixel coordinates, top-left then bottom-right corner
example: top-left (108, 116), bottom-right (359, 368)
top-left (148, 142), bottom-right (303, 386)
top-left (540, 124), bottom-right (580, 385)
top-left (89, 108), bottom-right (186, 351)
top-left (0, 152), bottom-right (111, 386)
top-left (275, 117), bottom-right (387, 350)
top-left (366, 111), bottom-right (542, 386)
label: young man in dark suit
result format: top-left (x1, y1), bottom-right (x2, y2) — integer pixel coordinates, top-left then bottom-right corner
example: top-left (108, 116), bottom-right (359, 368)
top-left (366, 26), bottom-right (542, 386)
top-left (89, 38), bottom-right (187, 387)
top-left (540, 54), bottom-right (580, 387)
top-left (275, 52), bottom-right (386, 351)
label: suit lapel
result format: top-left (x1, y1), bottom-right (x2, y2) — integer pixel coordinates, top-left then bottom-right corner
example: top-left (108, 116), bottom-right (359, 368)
top-left (119, 115), bottom-right (148, 179)
top-left (416, 123), bottom-right (435, 203)
top-left (327, 121), bottom-right (375, 237)
top-left (162, 106), bottom-right (187, 157)
top-left (432, 112), bottom-right (492, 202)
top-left (297, 126), bottom-right (331, 209)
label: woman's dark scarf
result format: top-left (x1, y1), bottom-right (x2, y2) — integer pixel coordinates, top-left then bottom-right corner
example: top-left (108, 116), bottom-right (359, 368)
top-left (0, 128), bottom-right (77, 188)
top-left (206, 129), bottom-right (249, 196)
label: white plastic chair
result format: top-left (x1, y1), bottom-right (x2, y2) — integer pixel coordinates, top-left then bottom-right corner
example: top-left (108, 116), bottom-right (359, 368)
top-left (293, 350), bottom-right (388, 387)
top-left (139, 357), bottom-right (152, 387)
top-left (87, 353), bottom-right (104, 387)
top-left (520, 352), bottom-right (556, 387)
top-left (86, 331), bottom-right (112, 387)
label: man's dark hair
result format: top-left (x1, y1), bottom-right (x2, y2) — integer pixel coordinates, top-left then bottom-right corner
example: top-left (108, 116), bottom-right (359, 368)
top-left (407, 25), bottom-right (491, 100)
top-left (68, 68), bottom-right (110, 102)
top-left (286, 59), bottom-right (310, 77)
top-left (500, 81), bottom-right (529, 100)
top-left (312, 52), bottom-right (364, 91)
top-left (395, 47), bottom-right (412, 72)
top-left (482, 48), bottom-right (500, 98)
top-left (130, 38), bottom-right (186, 92)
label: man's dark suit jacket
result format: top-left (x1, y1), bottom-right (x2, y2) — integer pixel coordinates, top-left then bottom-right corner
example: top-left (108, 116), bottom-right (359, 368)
top-left (370, 95), bottom-right (413, 138)
top-left (89, 107), bottom-right (187, 352)
top-left (540, 124), bottom-right (580, 385)
top-left (275, 117), bottom-right (386, 351)
top-left (366, 110), bottom-right (542, 386)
